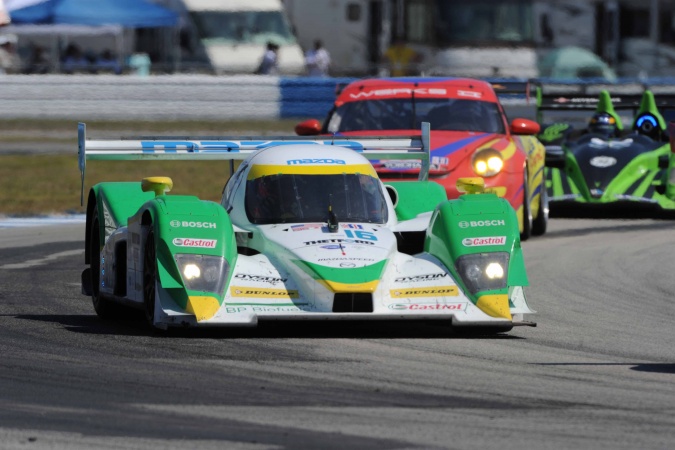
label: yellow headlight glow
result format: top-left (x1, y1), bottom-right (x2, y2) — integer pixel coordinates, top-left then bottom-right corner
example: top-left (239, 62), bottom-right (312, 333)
top-left (485, 262), bottom-right (504, 279)
top-left (183, 263), bottom-right (201, 280)
top-left (472, 148), bottom-right (504, 177)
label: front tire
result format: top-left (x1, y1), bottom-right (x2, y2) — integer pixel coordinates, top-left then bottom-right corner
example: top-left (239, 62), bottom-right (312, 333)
top-left (143, 229), bottom-right (158, 328)
top-left (520, 172), bottom-right (533, 241)
top-left (90, 206), bottom-right (119, 319)
top-left (532, 179), bottom-right (549, 236)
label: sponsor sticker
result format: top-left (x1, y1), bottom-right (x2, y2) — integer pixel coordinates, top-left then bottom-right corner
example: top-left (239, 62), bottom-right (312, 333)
top-left (457, 90), bottom-right (482, 98)
top-left (349, 88), bottom-right (447, 99)
top-left (234, 274), bottom-right (287, 285)
top-left (291, 224), bottom-right (323, 232)
top-left (394, 273), bottom-right (447, 283)
top-left (173, 238), bottom-right (217, 248)
top-left (230, 286), bottom-right (299, 298)
top-left (287, 158), bottom-right (345, 165)
top-left (390, 286), bottom-right (458, 298)
top-left (388, 302), bottom-right (466, 311)
top-left (458, 219), bottom-right (505, 228)
top-left (170, 220), bottom-right (216, 229)
top-left (304, 239), bottom-right (374, 246)
top-left (589, 156), bottom-right (617, 168)
top-left (462, 236), bottom-right (506, 247)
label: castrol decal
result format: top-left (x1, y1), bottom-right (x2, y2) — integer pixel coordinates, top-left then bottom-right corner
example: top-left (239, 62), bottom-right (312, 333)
top-left (462, 236), bottom-right (506, 247)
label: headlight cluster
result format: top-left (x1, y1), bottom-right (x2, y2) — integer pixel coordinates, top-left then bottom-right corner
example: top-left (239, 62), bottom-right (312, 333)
top-left (456, 252), bottom-right (509, 294)
top-left (472, 148), bottom-right (504, 177)
top-left (175, 254), bottom-right (229, 296)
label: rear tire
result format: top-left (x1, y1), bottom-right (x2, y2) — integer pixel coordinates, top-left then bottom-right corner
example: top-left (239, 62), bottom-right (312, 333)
top-left (520, 172), bottom-right (533, 241)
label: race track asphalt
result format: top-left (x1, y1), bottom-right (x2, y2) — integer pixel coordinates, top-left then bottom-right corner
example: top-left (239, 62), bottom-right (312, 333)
top-left (0, 217), bottom-right (674, 450)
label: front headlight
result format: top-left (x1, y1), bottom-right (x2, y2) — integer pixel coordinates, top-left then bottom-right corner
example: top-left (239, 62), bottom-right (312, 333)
top-left (175, 254), bottom-right (229, 296)
top-left (456, 252), bottom-right (509, 294)
top-left (472, 148), bottom-right (504, 177)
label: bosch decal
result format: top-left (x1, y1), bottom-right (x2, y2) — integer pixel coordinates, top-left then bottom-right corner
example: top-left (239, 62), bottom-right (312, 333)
top-left (170, 220), bottom-right (217, 229)
top-left (458, 220), bottom-right (505, 228)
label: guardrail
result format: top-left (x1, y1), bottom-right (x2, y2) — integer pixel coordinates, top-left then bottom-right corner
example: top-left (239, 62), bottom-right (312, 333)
top-left (0, 74), bottom-right (356, 121)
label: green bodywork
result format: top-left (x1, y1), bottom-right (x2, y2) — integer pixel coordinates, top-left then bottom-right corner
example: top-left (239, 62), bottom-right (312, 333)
top-left (88, 182), bottom-right (238, 310)
top-left (424, 193), bottom-right (527, 306)
top-left (540, 89), bottom-right (675, 209)
top-left (385, 181), bottom-right (448, 220)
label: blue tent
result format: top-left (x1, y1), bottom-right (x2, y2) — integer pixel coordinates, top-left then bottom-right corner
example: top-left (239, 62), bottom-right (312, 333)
top-left (9, 0), bottom-right (178, 27)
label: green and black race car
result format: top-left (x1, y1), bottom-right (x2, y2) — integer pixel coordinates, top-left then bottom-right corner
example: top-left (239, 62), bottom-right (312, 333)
top-left (536, 83), bottom-right (675, 214)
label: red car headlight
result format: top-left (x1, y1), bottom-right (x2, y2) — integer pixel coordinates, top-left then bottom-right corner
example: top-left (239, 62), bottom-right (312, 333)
top-left (472, 148), bottom-right (504, 177)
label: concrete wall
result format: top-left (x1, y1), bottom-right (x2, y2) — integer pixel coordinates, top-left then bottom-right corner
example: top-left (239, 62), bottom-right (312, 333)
top-left (0, 74), bottom-right (355, 120)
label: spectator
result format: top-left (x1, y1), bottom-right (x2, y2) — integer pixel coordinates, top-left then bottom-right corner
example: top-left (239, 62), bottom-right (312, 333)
top-left (62, 44), bottom-right (89, 74)
top-left (94, 49), bottom-right (121, 74)
top-left (24, 43), bottom-right (50, 74)
top-left (383, 37), bottom-right (422, 76)
top-left (305, 39), bottom-right (330, 77)
top-left (0, 34), bottom-right (21, 74)
top-left (255, 41), bottom-right (279, 75)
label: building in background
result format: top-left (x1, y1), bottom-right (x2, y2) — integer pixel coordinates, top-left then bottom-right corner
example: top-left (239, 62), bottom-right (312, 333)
top-left (282, 0), bottom-right (675, 79)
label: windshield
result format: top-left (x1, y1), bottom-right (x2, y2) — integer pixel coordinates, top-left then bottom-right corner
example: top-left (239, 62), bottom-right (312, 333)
top-left (327, 98), bottom-right (505, 134)
top-left (245, 173), bottom-right (387, 225)
top-left (190, 11), bottom-right (297, 45)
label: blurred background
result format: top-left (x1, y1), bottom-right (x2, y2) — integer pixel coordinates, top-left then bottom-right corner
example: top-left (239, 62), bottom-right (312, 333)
top-left (1, 0), bottom-right (673, 78)
top-left (1, 0), bottom-right (674, 122)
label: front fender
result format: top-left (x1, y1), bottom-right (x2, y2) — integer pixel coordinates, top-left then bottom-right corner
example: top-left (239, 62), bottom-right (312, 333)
top-left (131, 195), bottom-right (238, 313)
top-left (424, 192), bottom-right (527, 301)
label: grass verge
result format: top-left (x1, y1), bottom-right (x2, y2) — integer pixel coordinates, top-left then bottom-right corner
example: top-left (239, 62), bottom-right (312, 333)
top-left (0, 119), bottom-right (302, 215)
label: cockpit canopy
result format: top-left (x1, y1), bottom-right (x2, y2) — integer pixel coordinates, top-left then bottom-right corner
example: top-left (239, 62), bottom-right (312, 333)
top-left (245, 172), bottom-right (388, 225)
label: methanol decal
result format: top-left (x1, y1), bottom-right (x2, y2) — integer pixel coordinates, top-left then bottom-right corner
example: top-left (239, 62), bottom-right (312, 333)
top-left (170, 220), bottom-right (217, 229)
top-left (388, 302), bottom-right (467, 311)
top-left (390, 286), bottom-right (458, 298)
top-left (462, 236), bottom-right (506, 247)
top-left (304, 238), bottom-right (374, 246)
top-left (230, 287), bottom-right (299, 298)
top-left (173, 238), bottom-right (217, 248)
top-left (458, 219), bottom-right (505, 228)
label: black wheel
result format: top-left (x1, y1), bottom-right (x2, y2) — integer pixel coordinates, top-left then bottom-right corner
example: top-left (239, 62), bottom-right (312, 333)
top-left (90, 206), bottom-right (119, 319)
top-left (532, 179), bottom-right (549, 236)
top-left (143, 230), bottom-right (158, 327)
top-left (520, 172), bottom-right (533, 242)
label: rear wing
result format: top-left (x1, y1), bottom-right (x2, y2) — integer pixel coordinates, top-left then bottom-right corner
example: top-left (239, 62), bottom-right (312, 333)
top-left (535, 82), bottom-right (645, 112)
top-left (78, 122), bottom-right (431, 205)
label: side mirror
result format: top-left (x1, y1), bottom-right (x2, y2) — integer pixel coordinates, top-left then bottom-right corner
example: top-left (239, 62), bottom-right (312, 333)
top-left (510, 118), bottom-right (541, 135)
top-left (295, 119), bottom-right (322, 136)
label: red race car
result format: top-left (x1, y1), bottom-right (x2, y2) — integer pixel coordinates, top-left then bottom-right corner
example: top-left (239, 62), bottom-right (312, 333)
top-left (295, 77), bottom-right (548, 240)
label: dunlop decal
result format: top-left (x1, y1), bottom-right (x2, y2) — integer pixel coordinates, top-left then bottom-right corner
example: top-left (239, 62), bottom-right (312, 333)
top-left (230, 286), bottom-right (299, 298)
top-left (390, 286), bottom-right (458, 298)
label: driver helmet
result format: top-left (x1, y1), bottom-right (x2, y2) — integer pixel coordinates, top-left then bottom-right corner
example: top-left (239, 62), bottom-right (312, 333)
top-left (588, 112), bottom-right (617, 136)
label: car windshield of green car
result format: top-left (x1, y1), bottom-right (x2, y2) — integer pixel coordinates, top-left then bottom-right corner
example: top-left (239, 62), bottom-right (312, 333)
top-left (327, 98), bottom-right (505, 134)
top-left (245, 173), bottom-right (388, 225)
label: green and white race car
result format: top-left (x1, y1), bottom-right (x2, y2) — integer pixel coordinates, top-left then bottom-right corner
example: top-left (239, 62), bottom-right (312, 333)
top-left (78, 122), bottom-right (535, 332)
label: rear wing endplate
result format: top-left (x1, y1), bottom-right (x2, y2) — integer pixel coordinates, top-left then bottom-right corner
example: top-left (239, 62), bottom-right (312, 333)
top-left (78, 122), bottom-right (431, 206)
